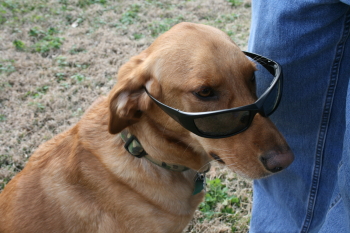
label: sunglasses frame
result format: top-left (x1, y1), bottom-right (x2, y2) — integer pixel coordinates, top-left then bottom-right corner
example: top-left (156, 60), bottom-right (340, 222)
top-left (144, 51), bottom-right (283, 139)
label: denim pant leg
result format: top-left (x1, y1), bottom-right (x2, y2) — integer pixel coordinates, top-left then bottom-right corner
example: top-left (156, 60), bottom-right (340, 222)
top-left (338, 81), bottom-right (350, 229)
top-left (248, 1), bottom-right (350, 232)
top-left (318, 78), bottom-right (350, 233)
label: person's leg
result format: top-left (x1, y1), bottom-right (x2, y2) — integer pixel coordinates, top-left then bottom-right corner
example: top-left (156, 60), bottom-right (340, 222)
top-left (318, 77), bottom-right (350, 233)
top-left (248, 1), bottom-right (350, 232)
top-left (318, 8), bottom-right (350, 231)
top-left (339, 83), bottom-right (350, 228)
top-left (340, 100), bottom-right (350, 230)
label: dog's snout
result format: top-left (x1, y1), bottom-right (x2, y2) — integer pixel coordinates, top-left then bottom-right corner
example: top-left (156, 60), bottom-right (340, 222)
top-left (260, 149), bottom-right (294, 173)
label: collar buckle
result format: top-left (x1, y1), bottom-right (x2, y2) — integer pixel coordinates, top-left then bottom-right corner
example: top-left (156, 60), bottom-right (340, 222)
top-left (122, 131), bottom-right (147, 158)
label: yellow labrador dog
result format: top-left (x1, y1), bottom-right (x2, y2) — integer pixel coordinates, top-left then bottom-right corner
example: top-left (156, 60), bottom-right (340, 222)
top-left (0, 22), bottom-right (293, 233)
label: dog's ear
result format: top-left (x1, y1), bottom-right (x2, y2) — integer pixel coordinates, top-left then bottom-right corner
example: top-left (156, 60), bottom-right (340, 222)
top-left (108, 54), bottom-right (160, 134)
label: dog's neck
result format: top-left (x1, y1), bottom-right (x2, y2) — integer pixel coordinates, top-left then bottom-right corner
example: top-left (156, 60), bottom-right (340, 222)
top-left (119, 129), bottom-right (210, 195)
top-left (132, 112), bottom-right (213, 171)
top-left (120, 130), bottom-right (190, 172)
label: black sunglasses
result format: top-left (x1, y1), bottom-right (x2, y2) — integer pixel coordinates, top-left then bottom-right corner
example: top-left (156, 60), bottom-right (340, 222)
top-left (145, 51), bottom-right (283, 139)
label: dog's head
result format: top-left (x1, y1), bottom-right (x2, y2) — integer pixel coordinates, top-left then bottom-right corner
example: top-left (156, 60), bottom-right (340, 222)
top-left (107, 22), bottom-right (293, 179)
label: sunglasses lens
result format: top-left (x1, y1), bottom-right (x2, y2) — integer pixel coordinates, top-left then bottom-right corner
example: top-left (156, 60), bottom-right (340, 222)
top-left (193, 111), bottom-right (251, 136)
top-left (262, 77), bottom-right (282, 116)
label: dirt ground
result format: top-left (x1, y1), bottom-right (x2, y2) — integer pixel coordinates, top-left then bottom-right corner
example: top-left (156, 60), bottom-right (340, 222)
top-left (0, 0), bottom-right (252, 232)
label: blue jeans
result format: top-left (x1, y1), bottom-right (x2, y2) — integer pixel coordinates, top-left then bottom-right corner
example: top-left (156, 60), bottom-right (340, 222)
top-left (248, 1), bottom-right (350, 232)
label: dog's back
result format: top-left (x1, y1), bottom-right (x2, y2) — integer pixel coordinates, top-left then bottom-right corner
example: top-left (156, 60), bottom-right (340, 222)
top-left (0, 97), bottom-right (202, 233)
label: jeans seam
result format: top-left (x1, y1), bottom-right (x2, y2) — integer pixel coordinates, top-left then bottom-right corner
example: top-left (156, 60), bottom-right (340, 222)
top-left (300, 8), bottom-right (350, 233)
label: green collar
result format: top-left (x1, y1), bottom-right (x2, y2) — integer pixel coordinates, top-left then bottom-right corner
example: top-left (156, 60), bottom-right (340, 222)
top-left (120, 130), bottom-right (210, 195)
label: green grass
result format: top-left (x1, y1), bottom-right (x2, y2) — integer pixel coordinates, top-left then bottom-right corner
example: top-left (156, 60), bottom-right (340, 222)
top-left (145, 0), bottom-right (175, 9)
top-left (24, 86), bottom-right (49, 99)
top-left (200, 178), bottom-right (240, 218)
top-left (0, 154), bottom-right (24, 189)
top-left (56, 56), bottom-right (69, 67)
top-left (0, 59), bottom-right (16, 74)
top-left (133, 33), bottom-right (144, 40)
top-left (12, 27), bottom-right (64, 56)
top-left (77, 0), bottom-right (107, 8)
top-left (148, 16), bottom-right (185, 37)
top-left (54, 72), bottom-right (67, 82)
top-left (29, 27), bottom-right (64, 56)
top-left (32, 36), bottom-right (64, 54)
top-left (226, 0), bottom-right (243, 7)
top-left (13, 39), bottom-right (26, 51)
top-left (198, 177), bottom-right (248, 231)
top-left (0, 115), bottom-right (6, 122)
top-left (29, 101), bottom-right (46, 111)
top-left (119, 4), bottom-right (140, 25)
top-left (69, 45), bottom-right (86, 55)
top-left (71, 73), bottom-right (87, 83)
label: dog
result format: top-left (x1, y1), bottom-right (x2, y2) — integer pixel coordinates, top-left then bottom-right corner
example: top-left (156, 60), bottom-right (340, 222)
top-left (0, 22), bottom-right (293, 233)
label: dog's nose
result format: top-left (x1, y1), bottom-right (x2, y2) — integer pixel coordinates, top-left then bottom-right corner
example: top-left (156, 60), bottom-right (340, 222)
top-left (260, 149), bottom-right (294, 173)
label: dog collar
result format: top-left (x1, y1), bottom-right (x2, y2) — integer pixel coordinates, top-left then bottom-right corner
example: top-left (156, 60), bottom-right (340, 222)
top-left (120, 130), bottom-right (210, 195)
top-left (120, 130), bottom-right (189, 172)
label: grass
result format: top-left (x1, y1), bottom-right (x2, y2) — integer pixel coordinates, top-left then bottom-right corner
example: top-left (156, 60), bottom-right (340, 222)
top-left (0, 59), bottom-right (16, 74)
top-left (148, 16), bottom-right (185, 37)
top-left (119, 4), bottom-right (141, 25)
top-left (28, 27), bottom-right (64, 56)
top-left (199, 178), bottom-right (245, 232)
top-left (71, 73), bottom-right (87, 83)
top-left (226, 0), bottom-right (243, 7)
top-left (200, 178), bottom-right (241, 218)
top-left (0, 115), bottom-right (6, 122)
top-left (0, 0), bottom-right (252, 232)
top-left (24, 85), bottom-right (49, 99)
top-left (0, 154), bottom-right (24, 190)
top-left (13, 26), bottom-right (65, 56)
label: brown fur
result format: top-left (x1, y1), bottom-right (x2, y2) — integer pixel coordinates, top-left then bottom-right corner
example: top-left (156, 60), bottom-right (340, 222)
top-left (0, 23), bottom-right (293, 233)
